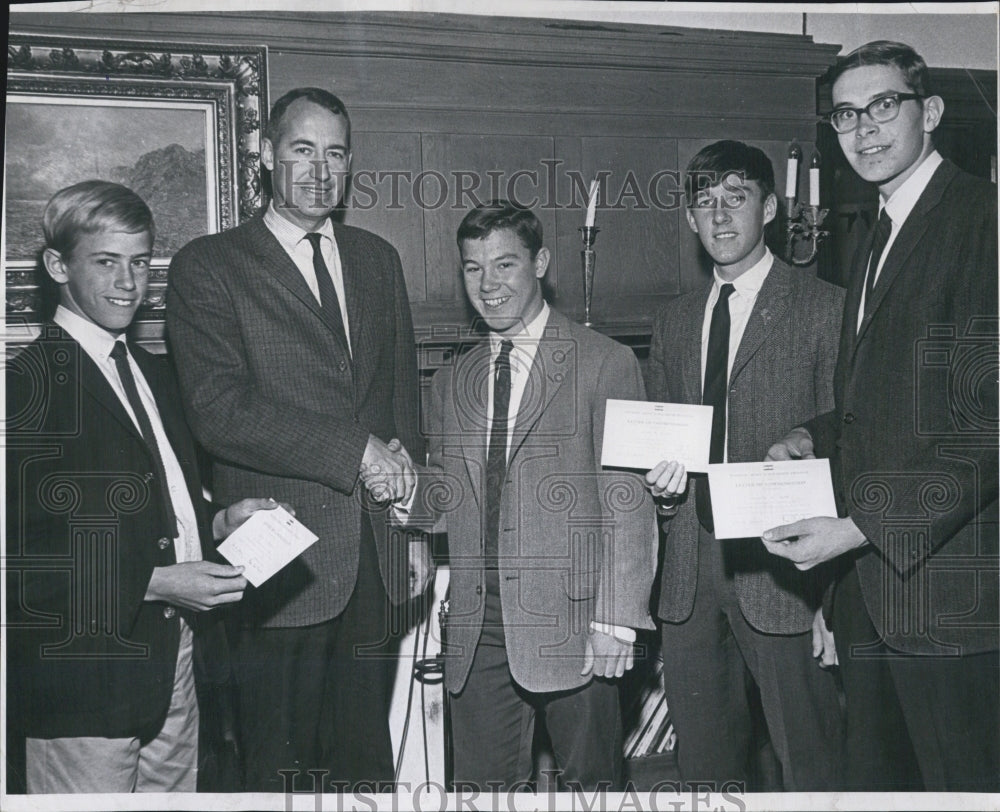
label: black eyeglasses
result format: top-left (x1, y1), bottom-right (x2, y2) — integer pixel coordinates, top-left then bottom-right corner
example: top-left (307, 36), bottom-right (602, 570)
top-left (825, 92), bottom-right (925, 133)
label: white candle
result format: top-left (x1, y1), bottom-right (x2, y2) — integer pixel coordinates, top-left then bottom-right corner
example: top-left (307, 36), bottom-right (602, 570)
top-left (785, 146), bottom-right (800, 201)
top-left (809, 153), bottom-right (821, 207)
top-left (585, 179), bottom-right (599, 228)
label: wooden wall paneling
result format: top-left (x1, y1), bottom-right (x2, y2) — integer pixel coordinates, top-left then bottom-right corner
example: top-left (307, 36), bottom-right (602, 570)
top-left (272, 56), bottom-right (827, 142)
top-left (552, 137), bottom-right (681, 326)
top-left (675, 138), bottom-right (816, 291)
top-left (342, 131), bottom-right (427, 302)
top-left (418, 132), bottom-right (558, 330)
top-left (10, 10), bottom-right (842, 343)
top-left (550, 136), bottom-right (585, 319)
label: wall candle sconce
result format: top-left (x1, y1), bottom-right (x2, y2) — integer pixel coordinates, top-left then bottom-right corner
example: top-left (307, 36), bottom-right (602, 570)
top-left (581, 178), bottom-right (600, 326)
top-left (784, 144), bottom-right (830, 266)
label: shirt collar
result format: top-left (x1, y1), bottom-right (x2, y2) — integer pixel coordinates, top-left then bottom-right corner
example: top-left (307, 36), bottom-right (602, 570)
top-left (53, 305), bottom-right (123, 363)
top-left (882, 150), bottom-right (943, 227)
top-left (714, 247), bottom-right (773, 299)
top-left (263, 201), bottom-right (335, 250)
top-left (489, 302), bottom-right (551, 355)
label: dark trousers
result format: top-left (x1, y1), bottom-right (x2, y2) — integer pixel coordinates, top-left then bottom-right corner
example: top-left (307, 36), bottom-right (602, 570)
top-left (660, 526), bottom-right (844, 790)
top-left (449, 582), bottom-right (623, 792)
top-left (834, 562), bottom-right (1000, 792)
top-left (233, 521), bottom-right (395, 792)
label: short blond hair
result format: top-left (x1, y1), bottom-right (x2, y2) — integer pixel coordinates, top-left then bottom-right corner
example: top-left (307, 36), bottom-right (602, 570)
top-left (43, 180), bottom-right (155, 256)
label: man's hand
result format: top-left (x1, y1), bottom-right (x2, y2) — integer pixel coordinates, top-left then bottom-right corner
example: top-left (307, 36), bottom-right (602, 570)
top-left (361, 436), bottom-right (415, 504)
top-left (644, 460), bottom-right (688, 500)
top-left (765, 426), bottom-right (815, 461)
top-left (145, 561), bottom-right (247, 611)
top-left (812, 607), bottom-right (838, 669)
top-left (408, 537), bottom-right (436, 599)
top-left (581, 629), bottom-right (634, 679)
top-left (213, 497), bottom-right (293, 540)
top-left (762, 516), bottom-right (867, 570)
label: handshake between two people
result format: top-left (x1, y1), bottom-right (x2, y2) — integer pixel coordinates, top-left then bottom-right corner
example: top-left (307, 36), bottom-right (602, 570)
top-left (360, 434), bottom-right (417, 505)
top-left (359, 435), bottom-right (435, 599)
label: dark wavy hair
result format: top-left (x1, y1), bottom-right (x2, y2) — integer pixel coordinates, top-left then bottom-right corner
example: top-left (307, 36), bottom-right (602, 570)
top-left (685, 140), bottom-right (775, 202)
top-left (456, 200), bottom-right (543, 259)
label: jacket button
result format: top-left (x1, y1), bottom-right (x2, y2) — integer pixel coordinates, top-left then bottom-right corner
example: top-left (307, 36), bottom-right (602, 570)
top-left (339, 361), bottom-right (347, 372)
top-left (843, 412), bottom-right (856, 424)
top-left (163, 606), bottom-right (176, 619)
top-left (157, 537), bottom-right (171, 550)
top-left (475, 585), bottom-right (483, 595)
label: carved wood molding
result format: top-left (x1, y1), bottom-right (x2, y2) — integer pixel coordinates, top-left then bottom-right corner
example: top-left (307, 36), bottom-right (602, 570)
top-left (12, 11), bottom-right (841, 76)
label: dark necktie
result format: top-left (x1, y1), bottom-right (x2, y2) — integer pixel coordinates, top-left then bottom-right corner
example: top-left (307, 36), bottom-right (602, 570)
top-left (484, 340), bottom-right (513, 571)
top-left (110, 341), bottom-right (178, 538)
top-left (304, 232), bottom-right (349, 347)
top-left (863, 209), bottom-right (893, 321)
top-left (697, 283), bottom-right (735, 532)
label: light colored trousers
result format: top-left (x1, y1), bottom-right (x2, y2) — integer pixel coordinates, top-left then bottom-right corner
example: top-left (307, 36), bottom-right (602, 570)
top-left (26, 622), bottom-right (199, 793)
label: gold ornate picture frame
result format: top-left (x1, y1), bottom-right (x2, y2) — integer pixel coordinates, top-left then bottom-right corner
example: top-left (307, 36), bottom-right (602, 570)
top-left (5, 34), bottom-right (268, 343)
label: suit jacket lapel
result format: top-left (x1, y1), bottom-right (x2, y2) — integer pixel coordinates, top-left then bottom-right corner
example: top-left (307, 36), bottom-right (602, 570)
top-left (246, 217), bottom-right (351, 354)
top-left (729, 259), bottom-right (793, 382)
top-left (508, 311), bottom-right (574, 465)
top-left (131, 345), bottom-right (190, 466)
top-left (684, 284), bottom-right (712, 402)
top-left (854, 160), bottom-right (957, 349)
top-left (843, 227), bottom-right (871, 355)
top-left (67, 331), bottom-right (144, 443)
top-left (457, 341), bottom-right (491, 508)
top-left (333, 223), bottom-right (366, 364)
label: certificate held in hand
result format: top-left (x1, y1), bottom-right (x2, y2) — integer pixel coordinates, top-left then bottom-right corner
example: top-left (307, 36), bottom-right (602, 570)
top-left (217, 505), bottom-right (319, 587)
top-left (601, 399), bottom-right (713, 472)
top-left (706, 459), bottom-right (838, 540)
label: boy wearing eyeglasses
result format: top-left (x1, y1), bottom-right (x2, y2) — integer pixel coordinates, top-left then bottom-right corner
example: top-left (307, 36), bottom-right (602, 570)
top-left (764, 41), bottom-right (999, 791)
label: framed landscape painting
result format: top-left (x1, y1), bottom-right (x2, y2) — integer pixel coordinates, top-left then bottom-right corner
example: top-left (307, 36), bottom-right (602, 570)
top-left (5, 35), bottom-right (269, 345)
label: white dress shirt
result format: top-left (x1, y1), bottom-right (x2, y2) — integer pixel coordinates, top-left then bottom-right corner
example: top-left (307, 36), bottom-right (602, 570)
top-left (701, 248), bottom-right (774, 462)
top-left (856, 150), bottom-right (943, 331)
top-left (263, 202), bottom-right (352, 355)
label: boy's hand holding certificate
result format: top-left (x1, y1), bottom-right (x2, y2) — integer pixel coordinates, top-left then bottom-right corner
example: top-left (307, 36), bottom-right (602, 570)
top-left (707, 459), bottom-right (838, 540)
top-left (217, 505), bottom-right (318, 587)
top-left (601, 399), bottom-right (713, 472)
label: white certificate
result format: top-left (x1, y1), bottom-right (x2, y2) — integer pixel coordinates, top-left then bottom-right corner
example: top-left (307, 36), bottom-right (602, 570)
top-left (216, 506), bottom-right (318, 588)
top-left (706, 459), bottom-right (838, 540)
top-left (601, 399), bottom-right (713, 473)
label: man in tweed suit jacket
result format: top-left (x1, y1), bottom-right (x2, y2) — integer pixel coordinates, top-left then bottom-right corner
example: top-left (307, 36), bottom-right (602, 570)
top-left (166, 88), bottom-right (427, 791)
top-left (401, 203), bottom-right (657, 790)
top-left (644, 141), bottom-right (845, 789)
top-left (764, 41), bottom-right (998, 792)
